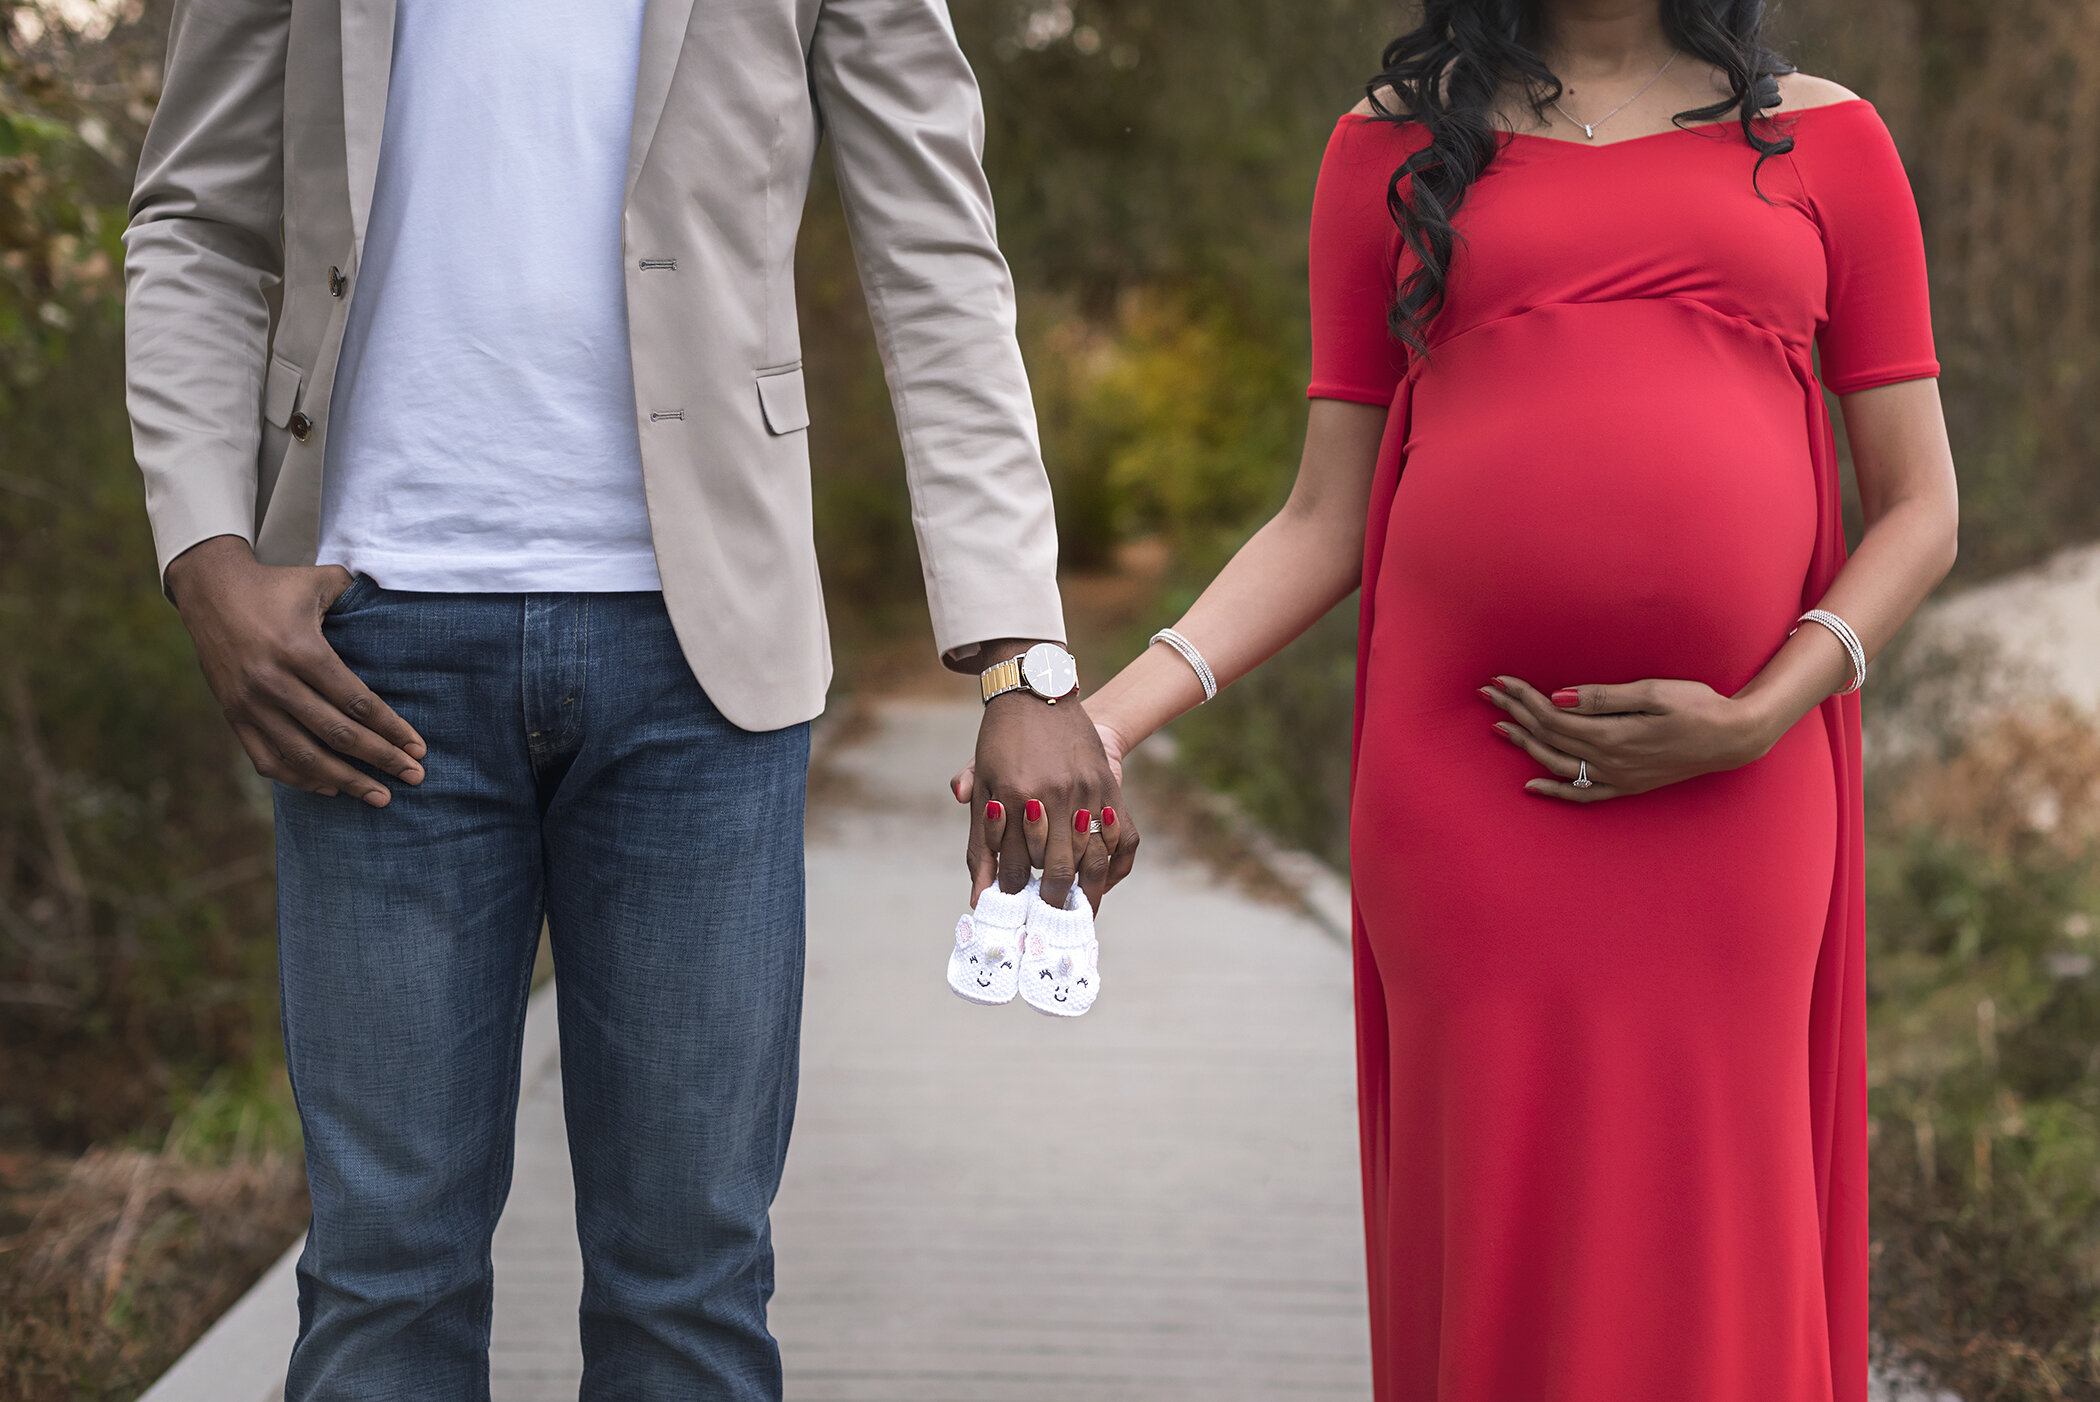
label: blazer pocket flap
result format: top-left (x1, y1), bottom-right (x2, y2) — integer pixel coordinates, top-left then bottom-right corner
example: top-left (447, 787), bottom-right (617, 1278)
top-left (755, 365), bottom-right (809, 435)
top-left (263, 355), bottom-right (303, 429)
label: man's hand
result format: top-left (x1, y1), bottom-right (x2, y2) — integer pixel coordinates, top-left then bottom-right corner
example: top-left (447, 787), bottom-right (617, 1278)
top-left (953, 684), bottom-right (1137, 913)
top-left (166, 535), bottom-right (426, 806)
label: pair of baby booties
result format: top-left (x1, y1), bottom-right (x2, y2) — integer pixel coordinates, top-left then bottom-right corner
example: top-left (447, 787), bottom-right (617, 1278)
top-left (947, 877), bottom-right (1099, 1018)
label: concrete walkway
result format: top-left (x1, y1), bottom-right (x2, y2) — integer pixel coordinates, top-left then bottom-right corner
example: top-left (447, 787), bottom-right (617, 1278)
top-left (421, 696), bottom-right (1373, 1400)
top-left (139, 691), bottom-right (1961, 1401)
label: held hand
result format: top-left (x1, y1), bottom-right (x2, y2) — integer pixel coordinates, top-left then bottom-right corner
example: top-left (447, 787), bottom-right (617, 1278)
top-left (1479, 675), bottom-right (1775, 803)
top-left (951, 720), bottom-right (1124, 798)
top-left (166, 536), bottom-right (426, 806)
top-left (954, 699), bottom-right (1138, 911)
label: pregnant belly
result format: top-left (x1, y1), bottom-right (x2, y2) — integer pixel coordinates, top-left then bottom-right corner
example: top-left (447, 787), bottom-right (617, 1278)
top-left (1353, 299), bottom-right (1836, 1034)
top-left (1379, 299), bottom-right (1818, 693)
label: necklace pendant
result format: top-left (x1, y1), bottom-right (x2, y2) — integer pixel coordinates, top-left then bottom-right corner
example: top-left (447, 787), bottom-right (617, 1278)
top-left (1582, 123), bottom-right (1596, 140)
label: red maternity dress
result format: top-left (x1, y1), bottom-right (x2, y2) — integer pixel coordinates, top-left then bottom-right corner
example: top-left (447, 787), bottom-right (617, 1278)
top-left (1314, 101), bottom-right (1938, 1401)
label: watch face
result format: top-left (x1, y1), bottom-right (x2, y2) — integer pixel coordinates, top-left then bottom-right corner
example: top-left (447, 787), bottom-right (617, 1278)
top-left (1021, 643), bottom-right (1078, 699)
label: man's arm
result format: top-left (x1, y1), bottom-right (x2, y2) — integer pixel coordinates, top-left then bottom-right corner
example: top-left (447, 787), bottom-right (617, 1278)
top-left (126, 0), bottom-right (290, 579)
top-left (808, 0), bottom-right (1130, 908)
top-left (126, 0), bottom-right (425, 805)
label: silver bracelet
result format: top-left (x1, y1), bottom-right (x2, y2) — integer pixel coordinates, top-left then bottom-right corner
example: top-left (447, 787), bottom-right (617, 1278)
top-left (1792, 608), bottom-right (1867, 695)
top-left (1150, 628), bottom-right (1217, 702)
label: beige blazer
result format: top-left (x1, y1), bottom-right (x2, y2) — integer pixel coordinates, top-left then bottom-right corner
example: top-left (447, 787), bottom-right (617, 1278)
top-left (124, 0), bottom-right (1065, 731)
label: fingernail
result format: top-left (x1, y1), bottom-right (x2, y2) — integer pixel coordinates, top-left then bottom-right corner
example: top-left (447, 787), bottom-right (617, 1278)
top-left (406, 742), bottom-right (427, 759)
top-left (986, 799), bottom-right (1003, 823)
top-left (1103, 806), bottom-right (1117, 828)
top-left (318, 788), bottom-right (338, 798)
top-left (1489, 677), bottom-right (1508, 691)
top-left (1493, 723), bottom-right (1515, 740)
top-left (1074, 808), bottom-right (1092, 835)
top-left (362, 790), bottom-right (389, 808)
top-left (1025, 799), bottom-right (1043, 824)
top-left (1551, 689), bottom-right (1581, 708)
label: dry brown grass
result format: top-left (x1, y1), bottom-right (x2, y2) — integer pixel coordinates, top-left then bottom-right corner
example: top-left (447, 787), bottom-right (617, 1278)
top-left (0, 1146), bottom-right (307, 1402)
top-left (1883, 704), bottom-right (2100, 861)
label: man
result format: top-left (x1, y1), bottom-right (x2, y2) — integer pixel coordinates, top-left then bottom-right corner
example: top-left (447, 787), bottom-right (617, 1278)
top-left (123, 0), bottom-right (1130, 1394)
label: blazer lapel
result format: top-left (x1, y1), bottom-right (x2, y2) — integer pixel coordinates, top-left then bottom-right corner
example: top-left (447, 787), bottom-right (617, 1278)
top-left (626, 0), bottom-right (699, 203)
top-left (341, 0), bottom-right (399, 259)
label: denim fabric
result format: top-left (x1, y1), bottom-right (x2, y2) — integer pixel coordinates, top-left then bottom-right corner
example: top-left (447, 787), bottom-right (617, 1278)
top-left (275, 584), bottom-right (809, 1402)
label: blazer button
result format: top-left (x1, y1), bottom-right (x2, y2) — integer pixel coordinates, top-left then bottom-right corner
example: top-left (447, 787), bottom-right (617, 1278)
top-left (289, 412), bottom-right (314, 441)
top-left (328, 266), bottom-right (346, 297)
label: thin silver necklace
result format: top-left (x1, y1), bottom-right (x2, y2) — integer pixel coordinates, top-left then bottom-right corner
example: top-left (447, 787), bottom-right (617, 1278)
top-left (1549, 51), bottom-right (1679, 140)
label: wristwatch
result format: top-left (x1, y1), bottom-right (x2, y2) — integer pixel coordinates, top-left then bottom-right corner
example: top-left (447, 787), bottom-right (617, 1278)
top-left (980, 642), bottom-right (1080, 706)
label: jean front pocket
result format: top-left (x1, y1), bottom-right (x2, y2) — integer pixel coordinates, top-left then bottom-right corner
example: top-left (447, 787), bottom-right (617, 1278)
top-left (323, 573), bottom-right (379, 619)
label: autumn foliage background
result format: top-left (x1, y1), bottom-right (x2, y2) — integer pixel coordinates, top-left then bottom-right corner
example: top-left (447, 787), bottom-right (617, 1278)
top-left (4, 0), bottom-right (2100, 1396)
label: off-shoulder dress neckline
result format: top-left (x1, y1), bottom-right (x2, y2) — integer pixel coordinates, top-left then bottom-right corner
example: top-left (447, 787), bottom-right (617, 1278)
top-left (1337, 96), bottom-right (1870, 151)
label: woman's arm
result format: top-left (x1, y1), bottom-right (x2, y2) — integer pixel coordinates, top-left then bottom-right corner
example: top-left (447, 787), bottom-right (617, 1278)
top-left (1083, 399), bottom-right (1391, 759)
top-left (948, 396), bottom-right (1385, 891)
top-left (1485, 376), bottom-right (1959, 799)
top-left (1739, 377), bottom-right (1960, 725)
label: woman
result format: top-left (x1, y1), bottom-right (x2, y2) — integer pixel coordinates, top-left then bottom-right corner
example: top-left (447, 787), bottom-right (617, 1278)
top-left (988, 1), bottom-right (1957, 1397)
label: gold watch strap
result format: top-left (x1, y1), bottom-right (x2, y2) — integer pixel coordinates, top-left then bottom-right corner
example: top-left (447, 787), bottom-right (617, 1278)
top-left (979, 657), bottom-right (1025, 705)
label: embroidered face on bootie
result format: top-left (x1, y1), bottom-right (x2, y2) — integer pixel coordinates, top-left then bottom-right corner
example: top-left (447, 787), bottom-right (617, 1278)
top-left (1019, 913), bottom-right (1100, 1019)
top-left (961, 927), bottom-right (1017, 996)
top-left (1039, 947), bottom-right (1092, 1008)
top-left (945, 880), bottom-right (1035, 1007)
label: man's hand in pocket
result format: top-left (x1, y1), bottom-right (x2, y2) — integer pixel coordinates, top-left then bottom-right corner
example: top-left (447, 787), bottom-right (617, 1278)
top-left (165, 535), bottom-right (426, 805)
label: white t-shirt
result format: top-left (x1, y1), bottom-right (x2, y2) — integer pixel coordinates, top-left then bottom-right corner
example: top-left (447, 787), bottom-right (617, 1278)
top-left (318, 0), bottom-right (661, 592)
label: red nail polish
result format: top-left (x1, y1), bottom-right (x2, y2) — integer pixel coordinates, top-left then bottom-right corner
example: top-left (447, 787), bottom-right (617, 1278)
top-left (1103, 806), bottom-right (1117, 828)
top-left (986, 800), bottom-right (1003, 823)
top-left (1074, 808), bottom-right (1092, 835)
top-left (1025, 799), bottom-right (1043, 824)
top-left (1551, 689), bottom-right (1581, 708)
top-left (1489, 678), bottom-right (1508, 691)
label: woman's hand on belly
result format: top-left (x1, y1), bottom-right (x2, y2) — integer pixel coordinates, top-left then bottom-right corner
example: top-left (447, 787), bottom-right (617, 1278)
top-left (1478, 675), bottom-right (1777, 803)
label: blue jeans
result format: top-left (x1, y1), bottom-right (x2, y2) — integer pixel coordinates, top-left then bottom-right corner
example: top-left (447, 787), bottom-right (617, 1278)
top-left (275, 583), bottom-right (809, 1401)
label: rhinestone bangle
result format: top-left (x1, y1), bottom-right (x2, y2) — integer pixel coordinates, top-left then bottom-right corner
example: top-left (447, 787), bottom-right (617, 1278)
top-left (1150, 628), bottom-right (1217, 703)
top-left (1793, 608), bottom-right (1867, 695)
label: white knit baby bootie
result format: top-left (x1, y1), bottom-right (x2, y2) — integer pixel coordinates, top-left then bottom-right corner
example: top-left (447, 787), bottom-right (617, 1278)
top-left (947, 878), bottom-right (1034, 1006)
top-left (1020, 884), bottom-right (1099, 1018)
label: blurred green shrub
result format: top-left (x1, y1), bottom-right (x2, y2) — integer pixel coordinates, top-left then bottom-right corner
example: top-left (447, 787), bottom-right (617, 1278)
top-left (1, 0), bottom-right (280, 1151)
top-left (1863, 705), bottom-right (2100, 1396)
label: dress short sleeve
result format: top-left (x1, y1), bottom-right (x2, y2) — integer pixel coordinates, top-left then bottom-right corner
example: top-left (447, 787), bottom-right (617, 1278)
top-left (1792, 101), bottom-right (1940, 394)
top-left (1307, 115), bottom-right (1418, 405)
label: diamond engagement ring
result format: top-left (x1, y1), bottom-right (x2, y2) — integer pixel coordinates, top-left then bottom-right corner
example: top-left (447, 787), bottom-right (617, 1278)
top-left (1573, 761), bottom-right (1594, 789)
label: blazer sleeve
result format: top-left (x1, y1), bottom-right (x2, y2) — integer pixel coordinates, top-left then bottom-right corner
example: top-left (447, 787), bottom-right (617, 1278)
top-left (123, 0), bottom-right (293, 585)
top-left (808, 0), bottom-right (1066, 660)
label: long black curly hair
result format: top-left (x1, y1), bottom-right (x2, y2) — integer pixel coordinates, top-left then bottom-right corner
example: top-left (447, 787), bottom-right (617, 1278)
top-left (1369, 1), bottom-right (1797, 352)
